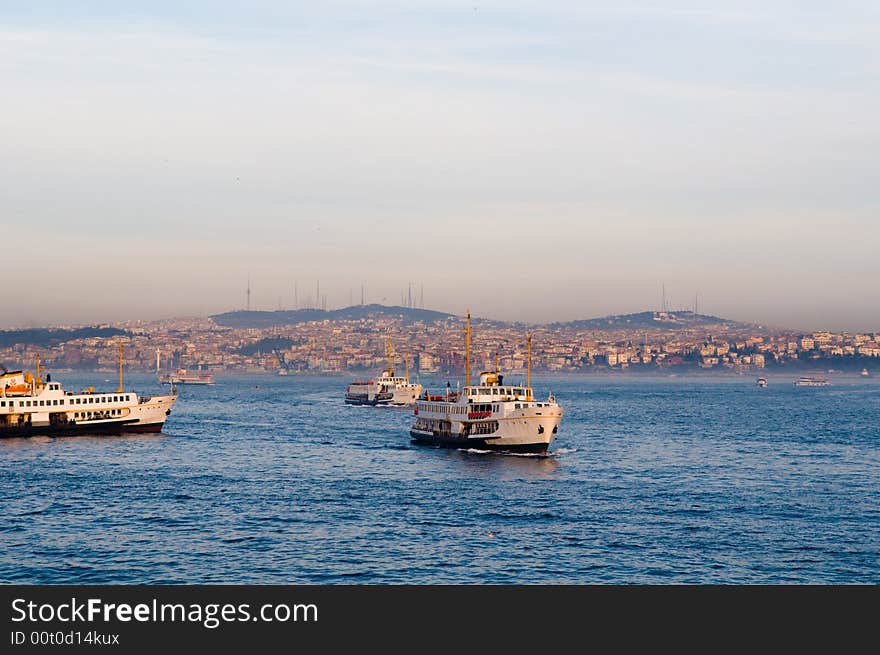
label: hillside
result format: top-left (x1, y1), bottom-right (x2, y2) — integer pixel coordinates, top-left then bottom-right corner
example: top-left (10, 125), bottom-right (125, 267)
top-left (0, 326), bottom-right (127, 349)
top-left (212, 304), bottom-right (456, 328)
top-left (549, 311), bottom-right (756, 331)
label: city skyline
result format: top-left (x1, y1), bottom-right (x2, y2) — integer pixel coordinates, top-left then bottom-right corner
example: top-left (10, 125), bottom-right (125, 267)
top-left (3, 308), bottom-right (878, 378)
top-left (2, 2), bottom-right (879, 331)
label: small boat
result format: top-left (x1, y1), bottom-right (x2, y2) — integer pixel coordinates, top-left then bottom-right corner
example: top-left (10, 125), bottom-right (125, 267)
top-left (756, 377), bottom-right (768, 388)
top-left (794, 376), bottom-right (829, 387)
top-left (862, 368), bottom-right (870, 377)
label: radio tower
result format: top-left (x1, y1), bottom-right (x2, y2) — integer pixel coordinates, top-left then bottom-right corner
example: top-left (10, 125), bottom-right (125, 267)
top-left (247, 274), bottom-right (251, 311)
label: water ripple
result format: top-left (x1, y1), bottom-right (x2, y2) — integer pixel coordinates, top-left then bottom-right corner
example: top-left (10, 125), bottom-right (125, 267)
top-left (0, 373), bottom-right (877, 583)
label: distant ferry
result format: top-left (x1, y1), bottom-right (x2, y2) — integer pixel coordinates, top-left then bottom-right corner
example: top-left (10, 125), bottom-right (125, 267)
top-left (757, 377), bottom-right (768, 388)
top-left (1, 352), bottom-right (176, 437)
top-left (345, 341), bottom-right (422, 406)
top-left (794, 376), bottom-right (829, 387)
top-left (159, 367), bottom-right (215, 385)
top-left (410, 313), bottom-right (563, 453)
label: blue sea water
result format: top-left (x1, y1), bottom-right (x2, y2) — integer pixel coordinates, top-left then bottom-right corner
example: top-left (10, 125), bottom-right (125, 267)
top-left (1, 373), bottom-right (878, 584)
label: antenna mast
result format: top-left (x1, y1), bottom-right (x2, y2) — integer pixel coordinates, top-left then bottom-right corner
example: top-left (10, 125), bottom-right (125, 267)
top-left (118, 340), bottom-right (124, 393)
top-left (527, 332), bottom-right (532, 400)
top-left (465, 312), bottom-right (471, 387)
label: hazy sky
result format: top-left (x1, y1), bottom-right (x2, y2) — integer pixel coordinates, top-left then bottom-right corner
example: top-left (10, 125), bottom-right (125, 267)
top-left (2, 1), bottom-right (878, 331)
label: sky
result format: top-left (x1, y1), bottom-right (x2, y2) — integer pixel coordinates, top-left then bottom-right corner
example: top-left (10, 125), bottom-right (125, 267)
top-left (1, 1), bottom-right (879, 331)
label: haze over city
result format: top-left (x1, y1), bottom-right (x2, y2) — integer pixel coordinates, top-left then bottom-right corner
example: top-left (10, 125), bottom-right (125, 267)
top-left (2, 1), bottom-right (878, 331)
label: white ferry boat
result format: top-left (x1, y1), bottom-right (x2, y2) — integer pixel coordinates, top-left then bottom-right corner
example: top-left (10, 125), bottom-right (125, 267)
top-left (794, 376), bottom-right (829, 387)
top-left (1, 351), bottom-right (176, 438)
top-left (345, 342), bottom-right (422, 406)
top-left (345, 377), bottom-right (394, 406)
top-left (410, 314), bottom-right (563, 453)
top-left (159, 367), bottom-right (215, 385)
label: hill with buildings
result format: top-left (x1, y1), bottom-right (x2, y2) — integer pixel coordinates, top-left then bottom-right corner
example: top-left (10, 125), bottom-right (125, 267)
top-left (0, 326), bottom-right (127, 349)
top-left (550, 310), bottom-right (759, 332)
top-left (211, 304), bottom-right (456, 328)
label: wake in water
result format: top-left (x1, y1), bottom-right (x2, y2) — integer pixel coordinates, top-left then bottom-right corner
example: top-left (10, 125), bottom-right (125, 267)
top-left (464, 447), bottom-right (576, 458)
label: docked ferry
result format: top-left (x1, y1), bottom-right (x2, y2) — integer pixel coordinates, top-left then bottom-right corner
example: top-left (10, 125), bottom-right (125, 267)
top-left (410, 314), bottom-right (563, 453)
top-left (345, 342), bottom-right (422, 406)
top-left (1, 358), bottom-right (176, 438)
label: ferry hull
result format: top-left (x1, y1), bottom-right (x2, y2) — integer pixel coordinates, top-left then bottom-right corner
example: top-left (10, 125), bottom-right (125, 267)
top-left (409, 430), bottom-right (551, 453)
top-left (345, 396), bottom-right (392, 406)
top-left (0, 392), bottom-right (175, 439)
top-left (0, 421), bottom-right (165, 438)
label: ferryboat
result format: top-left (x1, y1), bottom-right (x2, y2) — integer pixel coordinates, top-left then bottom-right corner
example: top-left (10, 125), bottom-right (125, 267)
top-left (1, 347), bottom-right (176, 438)
top-left (161, 368), bottom-right (215, 385)
top-left (794, 376), bottom-right (829, 387)
top-left (345, 341), bottom-right (422, 406)
top-left (410, 313), bottom-right (563, 453)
